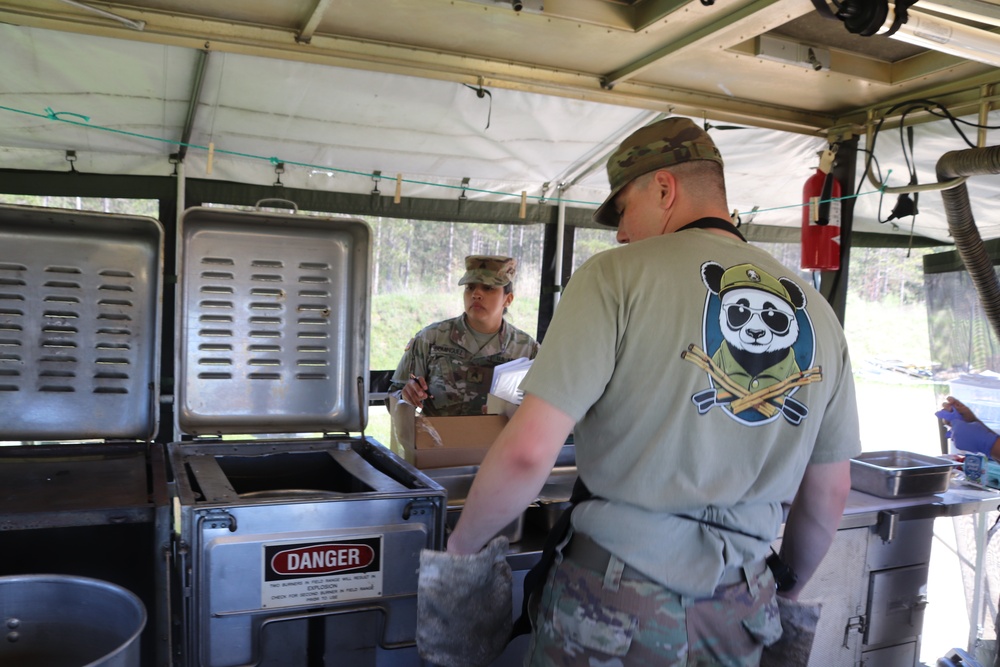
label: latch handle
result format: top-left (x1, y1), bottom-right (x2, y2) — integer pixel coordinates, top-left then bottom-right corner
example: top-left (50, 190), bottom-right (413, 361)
top-left (254, 198), bottom-right (299, 213)
top-left (877, 509), bottom-right (898, 543)
top-left (200, 510), bottom-right (238, 532)
top-left (843, 614), bottom-right (866, 648)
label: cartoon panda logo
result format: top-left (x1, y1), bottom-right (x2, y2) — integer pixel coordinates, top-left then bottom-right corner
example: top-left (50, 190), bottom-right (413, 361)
top-left (681, 262), bottom-right (823, 426)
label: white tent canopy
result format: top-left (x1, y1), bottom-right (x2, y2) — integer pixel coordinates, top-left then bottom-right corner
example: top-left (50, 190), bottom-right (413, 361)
top-left (2, 3), bottom-right (1000, 244)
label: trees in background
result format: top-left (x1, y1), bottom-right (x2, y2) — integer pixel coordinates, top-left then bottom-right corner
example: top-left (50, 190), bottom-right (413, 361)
top-left (0, 194), bottom-right (939, 309)
top-left (368, 217), bottom-right (553, 297)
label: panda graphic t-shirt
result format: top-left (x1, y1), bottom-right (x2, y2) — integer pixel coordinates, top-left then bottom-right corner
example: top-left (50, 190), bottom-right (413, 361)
top-left (521, 228), bottom-right (861, 597)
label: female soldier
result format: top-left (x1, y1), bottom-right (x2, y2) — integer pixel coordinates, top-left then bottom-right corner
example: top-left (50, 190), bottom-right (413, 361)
top-left (388, 255), bottom-right (539, 416)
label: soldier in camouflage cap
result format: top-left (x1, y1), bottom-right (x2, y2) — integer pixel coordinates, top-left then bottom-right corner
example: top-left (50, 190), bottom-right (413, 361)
top-left (594, 116), bottom-right (723, 228)
top-left (388, 254), bottom-right (538, 417)
top-left (458, 254), bottom-right (517, 287)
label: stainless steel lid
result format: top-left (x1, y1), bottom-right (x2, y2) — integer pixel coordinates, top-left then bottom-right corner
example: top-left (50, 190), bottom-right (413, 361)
top-left (0, 204), bottom-right (163, 442)
top-left (176, 207), bottom-right (372, 436)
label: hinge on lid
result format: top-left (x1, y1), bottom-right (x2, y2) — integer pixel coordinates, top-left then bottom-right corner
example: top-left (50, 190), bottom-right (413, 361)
top-left (200, 509), bottom-right (237, 532)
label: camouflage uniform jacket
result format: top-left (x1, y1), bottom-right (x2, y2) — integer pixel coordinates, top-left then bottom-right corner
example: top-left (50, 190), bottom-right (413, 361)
top-left (389, 315), bottom-right (539, 416)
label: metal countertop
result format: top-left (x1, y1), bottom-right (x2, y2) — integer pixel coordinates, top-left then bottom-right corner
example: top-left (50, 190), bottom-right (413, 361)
top-left (840, 481), bottom-right (1000, 529)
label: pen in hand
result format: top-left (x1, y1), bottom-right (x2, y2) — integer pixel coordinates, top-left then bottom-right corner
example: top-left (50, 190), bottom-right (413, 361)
top-left (407, 373), bottom-right (431, 407)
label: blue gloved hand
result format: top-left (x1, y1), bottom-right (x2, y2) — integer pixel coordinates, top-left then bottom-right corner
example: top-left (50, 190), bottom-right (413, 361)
top-left (936, 407), bottom-right (998, 457)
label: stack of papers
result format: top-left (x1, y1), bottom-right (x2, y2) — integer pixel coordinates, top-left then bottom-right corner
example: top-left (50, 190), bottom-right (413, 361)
top-left (489, 357), bottom-right (532, 407)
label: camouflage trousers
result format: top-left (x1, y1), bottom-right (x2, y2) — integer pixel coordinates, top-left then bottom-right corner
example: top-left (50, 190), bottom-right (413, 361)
top-left (524, 540), bottom-right (782, 666)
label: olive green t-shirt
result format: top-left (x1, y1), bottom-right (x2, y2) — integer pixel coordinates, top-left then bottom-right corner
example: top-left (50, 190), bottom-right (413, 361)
top-left (520, 229), bottom-right (861, 597)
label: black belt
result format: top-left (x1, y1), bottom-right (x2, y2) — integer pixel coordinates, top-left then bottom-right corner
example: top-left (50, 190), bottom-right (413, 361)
top-left (565, 533), bottom-right (765, 588)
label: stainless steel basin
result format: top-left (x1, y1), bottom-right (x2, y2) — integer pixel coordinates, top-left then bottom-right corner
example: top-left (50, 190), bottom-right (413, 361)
top-left (850, 450), bottom-right (955, 498)
top-left (423, 466), bottom-right (523, 542)
top-left (423, 466), bottom-right (579, 543)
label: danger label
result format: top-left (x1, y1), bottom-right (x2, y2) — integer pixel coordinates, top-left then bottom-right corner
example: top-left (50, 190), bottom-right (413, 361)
top-left (271, 543), bottom-right (375, 575)
top-left (262, 536), bottom-right (383, 609)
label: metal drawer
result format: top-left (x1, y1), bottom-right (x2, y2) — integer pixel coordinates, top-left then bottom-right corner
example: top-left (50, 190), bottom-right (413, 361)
top-left (865, 564), bottom-right (929, 647)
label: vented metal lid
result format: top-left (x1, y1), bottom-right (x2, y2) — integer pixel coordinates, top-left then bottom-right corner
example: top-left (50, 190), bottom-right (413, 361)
top-left (176, 207), bottom-right (372, 436)
top-left (0, 204), bottom-right (163, 442)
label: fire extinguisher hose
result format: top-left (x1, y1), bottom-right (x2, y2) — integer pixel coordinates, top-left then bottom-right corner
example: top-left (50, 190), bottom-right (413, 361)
top-left (816, 171), bottom-right (834, 226)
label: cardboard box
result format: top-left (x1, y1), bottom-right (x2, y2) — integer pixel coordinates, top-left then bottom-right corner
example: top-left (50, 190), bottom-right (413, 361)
top-left (387, 395), bottom-right (508, 469)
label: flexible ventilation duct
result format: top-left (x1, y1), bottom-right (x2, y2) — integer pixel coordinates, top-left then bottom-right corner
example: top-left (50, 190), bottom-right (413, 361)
top-left (936, 146), bottom-right (1000, 343)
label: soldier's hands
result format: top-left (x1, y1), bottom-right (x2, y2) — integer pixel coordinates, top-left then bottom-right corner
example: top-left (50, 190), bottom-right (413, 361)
top-left (936, 406), bottom-right (999, 458)
top-left (940, 396), bottom-right (976, 421)
top-left (402, 375), bottom-right (431, 408)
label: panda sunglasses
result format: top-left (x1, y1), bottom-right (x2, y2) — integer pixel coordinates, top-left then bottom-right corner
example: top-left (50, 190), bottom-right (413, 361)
top-left (725, 303), bottom-right (792, 335)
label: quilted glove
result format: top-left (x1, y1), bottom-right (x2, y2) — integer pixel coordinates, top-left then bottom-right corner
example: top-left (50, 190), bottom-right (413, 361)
top-left (417, 535), bottom-right (512, 667)
top-left (936, 408), bottom-right (998, 457)
top-left (761, 596), bottom-right (822, 667)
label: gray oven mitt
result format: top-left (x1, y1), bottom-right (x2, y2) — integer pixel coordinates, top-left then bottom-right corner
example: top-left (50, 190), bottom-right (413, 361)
top-left (760, 596), bottom-right (822, 667)
top-left (417, 535), bottom-right (512, 667)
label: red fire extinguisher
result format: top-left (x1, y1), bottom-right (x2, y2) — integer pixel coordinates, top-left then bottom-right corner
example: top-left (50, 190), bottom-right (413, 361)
top-left (801, 148), bottom-right (841, 271)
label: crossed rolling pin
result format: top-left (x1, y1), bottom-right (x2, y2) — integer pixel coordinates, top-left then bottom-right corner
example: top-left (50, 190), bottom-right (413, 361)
top-left (681, 344), bottom-right (823, 424)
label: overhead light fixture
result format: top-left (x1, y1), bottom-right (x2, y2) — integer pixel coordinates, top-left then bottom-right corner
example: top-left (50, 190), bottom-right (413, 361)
top-left (918, 0), bottom-right (1000, 28)
top-left (821, 0), bottom-right (1000, 69)
top-left (886, 7), bottom-right (1000, 67)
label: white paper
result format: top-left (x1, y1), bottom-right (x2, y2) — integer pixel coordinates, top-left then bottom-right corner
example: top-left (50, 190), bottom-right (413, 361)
top-left (489, 357), bottom-right (532, 405)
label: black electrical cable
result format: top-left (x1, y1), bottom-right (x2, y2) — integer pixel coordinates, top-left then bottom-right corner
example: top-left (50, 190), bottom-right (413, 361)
top-left (810, 0), bottom-right (841, 19)
top-left (923, 107), bottom-right (1000, 137)
top-left (900, 122), bottom-right (915, 185)
top-left (856, 147), bottom-right (891, 227)
top-left (880, 122), bottom-right (919, 225)
top-left (463, 83), bottom-right (493, 130)
top-left (858, 96), bottom-right (1000, 259)
top-left (857, 97), bottom-right (993, 201)
top-left (807, 92), bottom-right (996, 302)
top-left (837, 0), bottom-right (889, 36)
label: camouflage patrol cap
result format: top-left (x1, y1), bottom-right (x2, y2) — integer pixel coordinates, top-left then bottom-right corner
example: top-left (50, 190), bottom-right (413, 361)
top-left (594, 117), bottom-right (724, 227)
top-left (458, 255), bottom-right (517, 287)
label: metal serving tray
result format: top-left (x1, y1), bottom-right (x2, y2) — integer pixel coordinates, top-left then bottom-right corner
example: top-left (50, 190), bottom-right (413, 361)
top-left (850, 450), bottom-right (955, 498)
top-left (176, 207), bottom-right (371, 436)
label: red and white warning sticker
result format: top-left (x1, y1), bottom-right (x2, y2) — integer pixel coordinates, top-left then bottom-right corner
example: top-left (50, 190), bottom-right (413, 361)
top-left (262, 535), bottom-right (383, 608)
